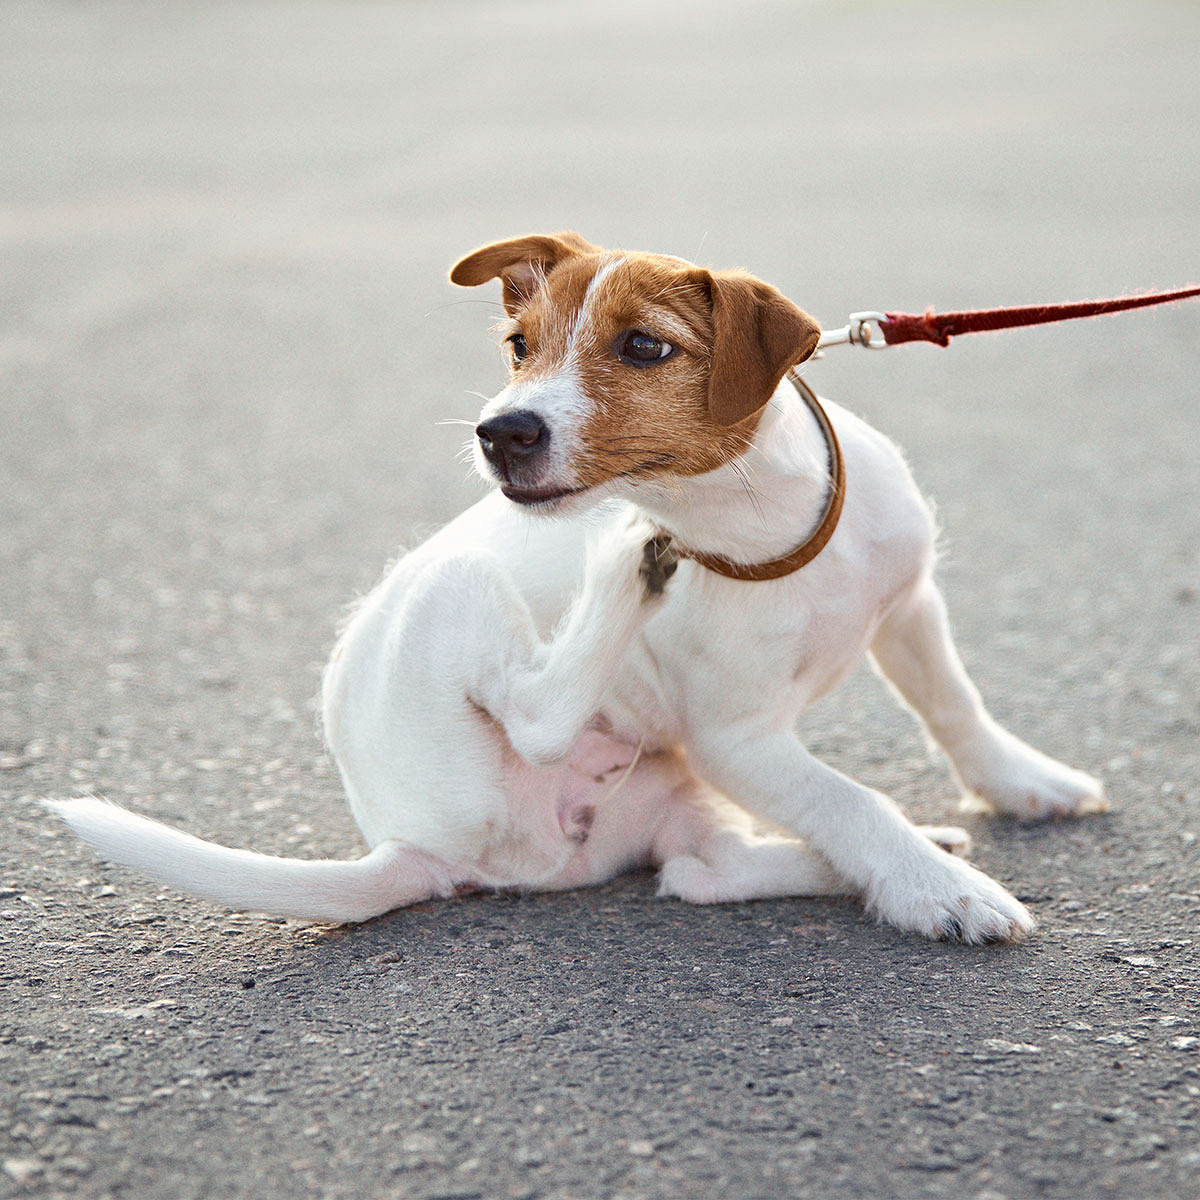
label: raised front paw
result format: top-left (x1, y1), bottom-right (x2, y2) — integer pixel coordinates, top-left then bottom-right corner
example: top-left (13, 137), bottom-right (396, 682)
top-left (866, 853), bottom-right (1034, 945)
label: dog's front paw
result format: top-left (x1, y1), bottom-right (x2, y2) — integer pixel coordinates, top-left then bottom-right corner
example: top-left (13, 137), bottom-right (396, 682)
top-left (639, 533), bottom-right (678, 598)
top-left (958, 729), bottom-right (1107, 821)
top-left (866, 853), bottom-right (1034, 945)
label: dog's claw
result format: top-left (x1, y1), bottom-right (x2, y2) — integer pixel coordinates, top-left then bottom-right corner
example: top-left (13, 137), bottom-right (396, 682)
top-left (936, 914), bottom-right (966, 942)
top-left (640, 534), bottom-right (678, 597)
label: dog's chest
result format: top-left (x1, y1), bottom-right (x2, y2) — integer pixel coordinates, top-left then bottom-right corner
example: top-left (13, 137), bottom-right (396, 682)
top-left (602, 560), bottom-right (883, 741)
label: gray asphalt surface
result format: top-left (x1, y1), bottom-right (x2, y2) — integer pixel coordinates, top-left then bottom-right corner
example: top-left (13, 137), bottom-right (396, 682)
top-left (3, 2), bottom-right (1199, 1198)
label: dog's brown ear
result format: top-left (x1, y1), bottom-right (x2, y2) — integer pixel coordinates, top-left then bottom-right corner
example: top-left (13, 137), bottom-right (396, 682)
top-left (450, 232), bottom-right (599, 314)
top-left (701, 269), bottom-right (822, 427)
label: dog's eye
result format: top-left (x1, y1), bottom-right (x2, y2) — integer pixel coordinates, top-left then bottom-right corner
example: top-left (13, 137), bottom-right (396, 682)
top-left (617, 330), bottom-right (674, 367)
top-left (507, 333), bottom-right (528, 365)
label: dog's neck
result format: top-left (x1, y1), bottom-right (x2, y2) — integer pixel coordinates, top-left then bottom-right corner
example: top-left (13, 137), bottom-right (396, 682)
top-left (629, 378), bottom-right (833, 567)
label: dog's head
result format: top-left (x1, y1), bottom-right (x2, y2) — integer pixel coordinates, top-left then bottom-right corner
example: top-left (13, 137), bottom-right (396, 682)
top-left (450, 232), bottom-right (821, 511)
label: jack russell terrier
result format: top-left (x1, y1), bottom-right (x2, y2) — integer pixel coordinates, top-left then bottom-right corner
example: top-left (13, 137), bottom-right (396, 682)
top-left (52, 232), bottom-right (1107, 944)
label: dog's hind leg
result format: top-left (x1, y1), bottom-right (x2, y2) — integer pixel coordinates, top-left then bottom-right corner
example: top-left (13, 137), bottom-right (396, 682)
top-left (324, 512), bottom-right (668, 862)
top-left (465, 513), bottom-right (670, 766)
top-left (657, 835), bottom-right (844, 905)
top-left (870, 575), bottom-right (1107, 820)
top-left (650, 791), bottom-right (841, 904)
top-left (653, 794), bottom-right (973, 905)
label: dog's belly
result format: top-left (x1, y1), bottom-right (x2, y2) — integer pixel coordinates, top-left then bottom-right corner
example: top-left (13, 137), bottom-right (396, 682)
top-left (559, 726), bottom-right (642, 837)
top-left (329, 462), bottom-right (931, 858)
top-left (477, 727), bottom-right (674, 890)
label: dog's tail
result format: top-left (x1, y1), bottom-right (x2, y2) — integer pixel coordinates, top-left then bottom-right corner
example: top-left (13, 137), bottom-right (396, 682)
top-left (46, 797), bottom-right (457, 923)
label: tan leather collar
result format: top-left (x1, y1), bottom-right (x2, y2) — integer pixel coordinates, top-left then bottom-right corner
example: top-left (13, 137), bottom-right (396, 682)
top-left (676, 370), bottom-right (845, 582)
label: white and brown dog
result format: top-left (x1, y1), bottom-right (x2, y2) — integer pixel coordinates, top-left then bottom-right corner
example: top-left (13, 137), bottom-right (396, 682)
top-left (52, 233), bottom-right (1107, 943)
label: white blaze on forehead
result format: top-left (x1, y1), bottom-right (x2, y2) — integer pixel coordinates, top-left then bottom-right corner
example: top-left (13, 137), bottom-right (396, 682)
top-left (478, 367), bottom-right (589, 426)
top-left (567, 256), bottom-right (625, 358)
top-left (566, 257), bottom-right (700, 356)
top-left (512, 366), bottom-right (588, 424)
top-left (479, 258), bottom-right (622, 433)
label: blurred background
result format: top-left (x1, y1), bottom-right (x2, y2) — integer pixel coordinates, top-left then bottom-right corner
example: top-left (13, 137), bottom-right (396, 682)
top-left (2, 3), bottom-right (1198, 1198)
top-left (4, 0), bottom-right (1196, 827)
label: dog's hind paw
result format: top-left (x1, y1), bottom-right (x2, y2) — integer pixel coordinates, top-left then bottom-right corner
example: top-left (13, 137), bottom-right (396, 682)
top-left (639, 534), bottom-right (678, 598)
top-left (657, 855), bottom-right (725, 904)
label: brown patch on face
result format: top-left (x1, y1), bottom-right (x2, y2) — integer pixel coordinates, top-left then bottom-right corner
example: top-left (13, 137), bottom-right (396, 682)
top-left (524, 255), bottom-right (820, 491)
top-left (500, 254), bottom-right (611, 383)
top-left (559, 256), bottom-right (747, 489)
top-left (451, 235), bottom-right (821, 494)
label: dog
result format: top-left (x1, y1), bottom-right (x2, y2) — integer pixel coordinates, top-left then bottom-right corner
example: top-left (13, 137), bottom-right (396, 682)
top-left (51, 232), bottom-right (1107, 943)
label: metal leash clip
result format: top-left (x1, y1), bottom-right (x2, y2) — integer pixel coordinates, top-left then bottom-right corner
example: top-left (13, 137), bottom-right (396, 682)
top-left (814, 311), bottom-right (890, 354)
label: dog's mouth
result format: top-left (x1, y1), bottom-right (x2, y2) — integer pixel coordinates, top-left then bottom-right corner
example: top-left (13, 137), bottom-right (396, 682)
top-left (499, 483), bottom-right (589, 509)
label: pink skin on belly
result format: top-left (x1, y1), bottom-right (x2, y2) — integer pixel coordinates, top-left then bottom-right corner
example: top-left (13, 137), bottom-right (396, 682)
top-left (557, 729), bottom-right (641, 842)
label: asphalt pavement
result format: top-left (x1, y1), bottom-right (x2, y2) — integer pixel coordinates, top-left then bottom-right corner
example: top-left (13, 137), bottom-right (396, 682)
top-left (2, 2), bottom-right (1199, 1198)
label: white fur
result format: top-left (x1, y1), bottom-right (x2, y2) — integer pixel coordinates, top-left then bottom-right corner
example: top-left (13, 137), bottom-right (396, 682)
top-left (52, 284), bottom-right (1106, 944)
top-left (569, 256), bottom-right (623, 354)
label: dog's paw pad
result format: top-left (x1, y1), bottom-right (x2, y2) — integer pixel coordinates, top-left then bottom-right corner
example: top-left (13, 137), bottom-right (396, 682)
top-left (967, 768), bottom-right (1108, 823)
top-left (1071, 790), bottom-right (1109, 817)
top-left (933, 899), bottom-right (1029, 945)
top-left (639, 534), bottom-right (678, 597)
top-left (935, 911), bottom-right (966, 942)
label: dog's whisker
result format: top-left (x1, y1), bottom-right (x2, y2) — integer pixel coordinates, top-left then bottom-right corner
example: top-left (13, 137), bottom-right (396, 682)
top-left (424, 299), bottom-right (507, 318)
top-left (728, 458), bottom-right (767, 529)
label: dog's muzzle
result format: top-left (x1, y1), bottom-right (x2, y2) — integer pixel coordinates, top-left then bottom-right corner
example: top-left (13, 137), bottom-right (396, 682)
top-left (475, 409), bottom-right (549, 482)
top-left (475, 400), bottom-right (587, 508)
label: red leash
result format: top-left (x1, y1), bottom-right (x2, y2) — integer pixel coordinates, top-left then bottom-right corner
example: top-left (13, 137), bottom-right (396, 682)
top-left (819, 285), bottom-right (1200, 351)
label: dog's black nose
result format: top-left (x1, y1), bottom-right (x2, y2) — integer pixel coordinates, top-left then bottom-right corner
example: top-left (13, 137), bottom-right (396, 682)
top-left (476, 411), bottom-right (548, 476)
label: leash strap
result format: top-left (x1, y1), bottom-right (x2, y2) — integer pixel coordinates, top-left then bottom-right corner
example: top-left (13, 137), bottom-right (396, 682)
top-left (883, 284), bottom-right (1200, 347)
top-left (678, 371), bottom-right (845, 582)
top-left (819, 285), bottom-right (1200, 351)
top-left (678, 284), bottom-right (1196, 582)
